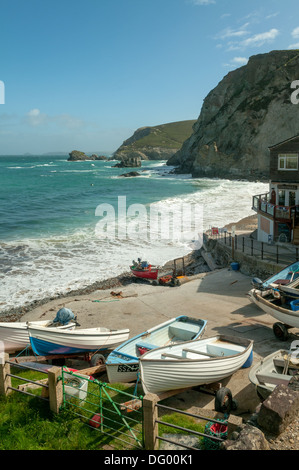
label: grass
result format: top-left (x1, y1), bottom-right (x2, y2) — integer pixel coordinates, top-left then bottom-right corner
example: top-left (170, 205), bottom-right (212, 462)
top-left (119, 120), bottom-right (196, 152)
top-left (0, 367), bottom-right (207, 450)
top-left (0, 367), bottom-right (144, 450)
top-left (158, 412), bottom-right (206, 450)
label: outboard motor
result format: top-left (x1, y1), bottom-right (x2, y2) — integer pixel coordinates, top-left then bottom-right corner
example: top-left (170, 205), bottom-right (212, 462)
top-left (53, 307), bottom-right (76, 325)
top-left (251, 277), bottom-right (264, 289)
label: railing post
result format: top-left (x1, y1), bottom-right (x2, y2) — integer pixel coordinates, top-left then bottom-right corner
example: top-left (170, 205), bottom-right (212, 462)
top-left (143, 393), bottom-right (159, 450)
top-left (261, 242), bottom-right (264, 260)
top-left (48, 366), bottom-right (63, 414)
top-left (276, 245), bottom-right (279, 264)
top-left (242, 237), bottom-right (245, 253)
top-left (0, 353), bottom-right (12, 396)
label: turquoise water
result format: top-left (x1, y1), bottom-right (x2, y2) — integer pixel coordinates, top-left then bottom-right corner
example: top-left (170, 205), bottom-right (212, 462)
top-left (0, 154), bottom-right (268, 312)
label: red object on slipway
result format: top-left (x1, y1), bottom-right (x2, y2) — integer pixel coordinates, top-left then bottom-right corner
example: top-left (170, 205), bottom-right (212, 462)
top-left (130, 265), bottom-right (159, 280)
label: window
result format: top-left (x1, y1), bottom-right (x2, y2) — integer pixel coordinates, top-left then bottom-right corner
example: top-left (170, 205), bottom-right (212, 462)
top-left (289, 191), bottom-right (296, 206)
top-left (278, 190), bottom-right (285, 205)
top-left (278, 154), bottom-right (298, 170)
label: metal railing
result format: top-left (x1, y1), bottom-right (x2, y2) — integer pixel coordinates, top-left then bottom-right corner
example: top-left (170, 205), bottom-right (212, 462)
top-left (61, 368), bottom-right (144, 450)
top-left (155, 403), bottom-right (227, 450)
top-left (213, 230), bottom-right (299, 265)
top-left (252, 193), bottom-right (299, 221)
top-left (5, 360), bottom-right (49, 401)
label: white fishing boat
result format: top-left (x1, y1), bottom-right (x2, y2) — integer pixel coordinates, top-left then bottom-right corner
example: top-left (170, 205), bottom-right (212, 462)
top-left (249, 349), bottom-right (298, 401)
top-left (139, 334), bottom-right (253, 395)
top-left (249, 288), bottom-right (299, 340)
top-left (105, 316), bottom-right (207, 384)
top-left (28, 324), bottom-right (130, 356)
top-left (250, 261), bottom-right (299, 293)
top-left (0, 320), bottom-right (76, 353)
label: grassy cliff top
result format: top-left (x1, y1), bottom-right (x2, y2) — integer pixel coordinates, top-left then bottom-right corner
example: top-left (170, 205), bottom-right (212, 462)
top-left (116, 120), bottom-right (196, 153)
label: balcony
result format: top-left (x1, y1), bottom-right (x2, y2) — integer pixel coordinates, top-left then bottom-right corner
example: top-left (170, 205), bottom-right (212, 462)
top-left (252, 192), bottom-right (299, 221)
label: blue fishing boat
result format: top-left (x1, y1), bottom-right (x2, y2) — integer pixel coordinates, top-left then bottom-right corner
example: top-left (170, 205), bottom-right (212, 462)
top-left (105, 315), bottom-right (207, 384)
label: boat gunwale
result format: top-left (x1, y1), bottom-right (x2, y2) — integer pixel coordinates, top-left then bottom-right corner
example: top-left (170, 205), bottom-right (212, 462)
top-left (139, 334), bottom-right (253, 363)
top-left (253, 290), bottom-right (299, 318)
top-left (27, 326), bottom-right (130, 339)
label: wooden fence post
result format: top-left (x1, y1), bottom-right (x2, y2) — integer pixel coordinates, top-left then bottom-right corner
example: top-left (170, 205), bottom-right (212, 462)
top-left (143, 393), bottom-right (159, 450)
top-left (0, 353), bottom-right (12, 396)
top-left (48, 366), bottom-right (63, 414)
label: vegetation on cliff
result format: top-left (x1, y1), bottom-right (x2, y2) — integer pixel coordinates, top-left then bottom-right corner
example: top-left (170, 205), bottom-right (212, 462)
top-left (114, 120), bottom-right (196, 162)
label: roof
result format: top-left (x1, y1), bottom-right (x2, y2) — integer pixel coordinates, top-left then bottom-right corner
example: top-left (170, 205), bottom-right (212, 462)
top-left (269, 134), bottom-right (299, 150)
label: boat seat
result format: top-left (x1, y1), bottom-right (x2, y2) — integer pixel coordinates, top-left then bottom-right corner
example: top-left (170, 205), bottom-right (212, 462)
top-left (161, 352), bottom-right (192, 360)
top-left (168, 321), bottom-right (199, 341)
top-left (273, 357), bottom-right (299, 370)
top-left (256, 372), bottom-right (292, 386)
top-left (182, 348), bottom-right (218, 358)
top-left (135, 341), bottom-right (156, 350)
top-left (135, 341), bottom-right (157, 354)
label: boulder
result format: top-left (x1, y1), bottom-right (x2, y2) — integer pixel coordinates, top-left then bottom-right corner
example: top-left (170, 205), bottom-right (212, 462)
top-left (257, 384), bottom-right (299, 435)
top-left (221, 424), bottom-right (270, 450)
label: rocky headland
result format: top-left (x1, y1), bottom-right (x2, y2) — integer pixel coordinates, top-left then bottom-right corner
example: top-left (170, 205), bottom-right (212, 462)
top-left (68, 150), bottom-right (108, 161)
top-left (113, 120), bottom-right (196, 165)
top-left (167, 50), bottom-right (299, 180)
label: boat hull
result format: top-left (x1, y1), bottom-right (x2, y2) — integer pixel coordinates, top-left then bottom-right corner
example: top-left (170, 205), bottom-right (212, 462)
top-left (249, 289), bottom-right (299, 329)
top-left (139, 335), bottom-right (253, 395)
top-left (130, 267), bottom-right (159, 280)
top-left (28, 326), bottom-right (130, 356)
top-left (0, 321), bottom-right (76, 353)
top-left (248, 349), bottom-right (293, 401)
top-left (106, 316), bottom-right (207, 384)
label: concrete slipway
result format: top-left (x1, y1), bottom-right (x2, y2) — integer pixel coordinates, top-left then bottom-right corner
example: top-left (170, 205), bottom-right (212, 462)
top-left (21, 268), bottom-right (298, 414)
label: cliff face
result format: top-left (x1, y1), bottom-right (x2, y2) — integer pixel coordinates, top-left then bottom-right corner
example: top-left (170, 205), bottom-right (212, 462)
top-left (114, 120), bottom-right (196, 162)
top-left (167, 50), bottom-right (299, 180)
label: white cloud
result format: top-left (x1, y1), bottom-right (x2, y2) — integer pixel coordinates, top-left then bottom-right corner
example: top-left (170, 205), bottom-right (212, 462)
top-left (266, 12), bottom-right (279, 20)
top-left (25, 109), bottom-right (47, 126)
top-left (240, 28), bottom-right (279, 47)
top-left (24, 109), bottom-right (85, 130)
top-left (215, 23), bottom-right (250, 41)
top-left (190, 0), bottom-right (215, 5)
top-left (291, 27), bottom-right (299, 39)
top-left (231, 57), bottom-right (248, 65)
top-left (288, 42), bottom-right (299, 50)
top-left (224, 57), bottom-right (248, 68)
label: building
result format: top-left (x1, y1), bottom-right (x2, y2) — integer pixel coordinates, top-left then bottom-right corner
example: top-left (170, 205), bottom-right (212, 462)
top-left (252, 134), bottom-right (299, 244)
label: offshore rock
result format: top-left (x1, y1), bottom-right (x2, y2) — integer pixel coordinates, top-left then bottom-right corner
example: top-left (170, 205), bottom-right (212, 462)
top-left (119, 171), bottom-right (141, 177)
top-left (113, 154), bottom-right (142, 168)
top-left (167, 50), bottom-right (299, 180)
top-left (68, 151), bottom-right (107, 161)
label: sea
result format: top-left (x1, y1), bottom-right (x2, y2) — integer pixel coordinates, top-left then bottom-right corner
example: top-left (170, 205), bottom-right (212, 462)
top-left (0, 154), bottom-right (268, 314)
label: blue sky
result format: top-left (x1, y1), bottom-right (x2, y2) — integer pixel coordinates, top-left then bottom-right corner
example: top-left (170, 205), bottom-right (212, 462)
top-left (1, 0), bottom-right (299, 154)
